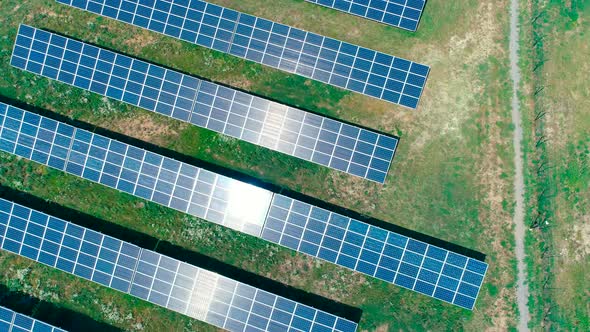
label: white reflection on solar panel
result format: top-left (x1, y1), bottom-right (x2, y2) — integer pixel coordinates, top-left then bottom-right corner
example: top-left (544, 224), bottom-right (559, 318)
top-left (54, 0), bottom-right (430, 108)
top-left (0, 101), bottom-right (271, 236)
top-left (11, 24), bottom-right (398, 184)
top-left (0, 199), bottom-right (358, 332)
top-left (305, 0), bottom-right (426, 31)
top-left (0, 306), bottom-right (67, 332)
top-left (0, 102), bottom-right (487, 310)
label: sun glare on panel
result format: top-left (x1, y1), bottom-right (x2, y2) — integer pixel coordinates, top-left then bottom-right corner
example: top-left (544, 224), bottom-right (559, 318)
top-left (224, 180), bottom-right (274, 236)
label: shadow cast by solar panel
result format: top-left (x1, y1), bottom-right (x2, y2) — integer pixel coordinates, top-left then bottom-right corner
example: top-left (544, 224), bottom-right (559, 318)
top-left (33, 27), bottom-right (400, 141)
top-left (0, 185), bottom-right (363, 323)
top-left (0, 95), bottom-right (485, 262)
top-left (0, 284), bottom-right (121, 332)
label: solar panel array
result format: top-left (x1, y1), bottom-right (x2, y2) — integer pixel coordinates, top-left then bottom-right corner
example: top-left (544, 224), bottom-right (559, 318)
top-left (55, 0), bottom-right (430, 108)
top-left (0, 306), bottom-right (66, 332)
top-left (261, 195), bottom-right (488, 310)
top-left (305, 0), bottom-right (426, 31)
top-left (11, 24), bottom-right (398, 184)
top-left (0, 199), bottom-right (358, 332)
top-left (0, 102), bottom-right (487, 309)
top-left (0, 102), bottom-right (273, 237)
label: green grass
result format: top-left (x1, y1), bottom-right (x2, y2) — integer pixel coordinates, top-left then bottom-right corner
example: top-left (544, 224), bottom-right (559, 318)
top-left (521, 0), bottom-right (590, 329)
top-left (0, 0), bottom-right (518, 330)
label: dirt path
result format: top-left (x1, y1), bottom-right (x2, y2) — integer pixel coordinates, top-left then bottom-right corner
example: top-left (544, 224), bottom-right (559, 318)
top-left (509, 0), bottom-right (530, 330)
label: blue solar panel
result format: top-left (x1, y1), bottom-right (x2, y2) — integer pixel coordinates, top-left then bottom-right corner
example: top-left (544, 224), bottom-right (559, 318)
top-left (0, 101), bottom-right (274, 237)
top-left (54, 0), bottom-right (430, 108)
top-left (260, 195), bottom-right (488, 310)
top-left (0, 102), bottom-right (486, 309)
top-left (11, 24), bottom-right (398, 184)
top-left (0, 306), bottom-right (67, 332)
top-left (0, 199), bottom-right (357, 332)
top-left (305, 0), bottom-right (426, 31)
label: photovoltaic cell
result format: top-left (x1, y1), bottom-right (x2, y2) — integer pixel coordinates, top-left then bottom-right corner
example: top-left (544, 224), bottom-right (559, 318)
top-left (11, 24), bottom-right (398, 184)
top-left (0, 199), bottom-right (358, 332)
top-left (260, 195), bottom-right (488, 310)
top-left (305, 0), bottom-right (426, 31)
top-left (0, 102), bottom-right (487, 310)
top-left (0, 306), bottom-right (67, 332)
top-left (54, 0), bottom-right (430, 108)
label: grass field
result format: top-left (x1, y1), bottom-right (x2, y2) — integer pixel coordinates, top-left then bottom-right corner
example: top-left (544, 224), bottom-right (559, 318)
top-left (521, 0), bottom-right (590, 330)
top-left (0, 0), bottom-right (518, 330)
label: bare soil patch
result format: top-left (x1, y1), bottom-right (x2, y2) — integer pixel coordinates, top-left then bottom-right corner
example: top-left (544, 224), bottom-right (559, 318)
top-left (121, 29), bottom-right (159, 52)
top-left (560, 216), bottom-right (590, 263)
top-left (110, 113), bottom-right (187, 146)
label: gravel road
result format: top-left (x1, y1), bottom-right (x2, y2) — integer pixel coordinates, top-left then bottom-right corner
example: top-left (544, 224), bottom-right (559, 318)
top-left (509, 0), bottom-right (531, 330)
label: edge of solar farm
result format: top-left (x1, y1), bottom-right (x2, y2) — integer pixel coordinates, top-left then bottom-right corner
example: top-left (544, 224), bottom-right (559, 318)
top-left (0, 306), bottom-right (67, 332)
top-left (0, 198), bottom-right (359, 332)
top-left (11, 24), bottom-right (399, 184)
top-left (0, 102), bottom-right (488, 310)
top-left (55, 0), bottom-right (430, 109)
top-left (304, 0), bottom-right (427, 32)
top-left (261, 195), bottom-right (489, 310)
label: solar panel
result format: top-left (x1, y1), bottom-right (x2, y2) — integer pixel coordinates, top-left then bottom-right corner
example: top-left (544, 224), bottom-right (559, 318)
top-left (0, 199), bottom-right (358, 332)
top-left (0, 306), bottom-right (67, 332)
top-left (260, 195), bottom-right (488, 310)
top-left (305, 0), bottom-right (426, 31)
top-left (11, 24), bottom-right (398, 184)
top-left (0, 101), bottom-right (273, 236)
top-left (0, 102), bottom-right (487, 309)
top-left (54, 0), bottom-right (430, 108)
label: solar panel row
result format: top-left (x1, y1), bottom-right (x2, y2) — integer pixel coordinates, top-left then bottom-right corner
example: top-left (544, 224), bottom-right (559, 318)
top-left (0, 306), bottom-right (66, 332)
top-left (11, 24), bottom-right (398, 184)
top-left (0, 101), bottom-right (273, 236)
top-left (0, 199), bottom-right (358, 332)
top-left (0, 102), bottom-right (487, 310)
top-left (305, 0), bottom-right (426, 31)
top-left (261, 195), bottom-right (488, 310)
top-left (55, 0), bottom-right (430, 108)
